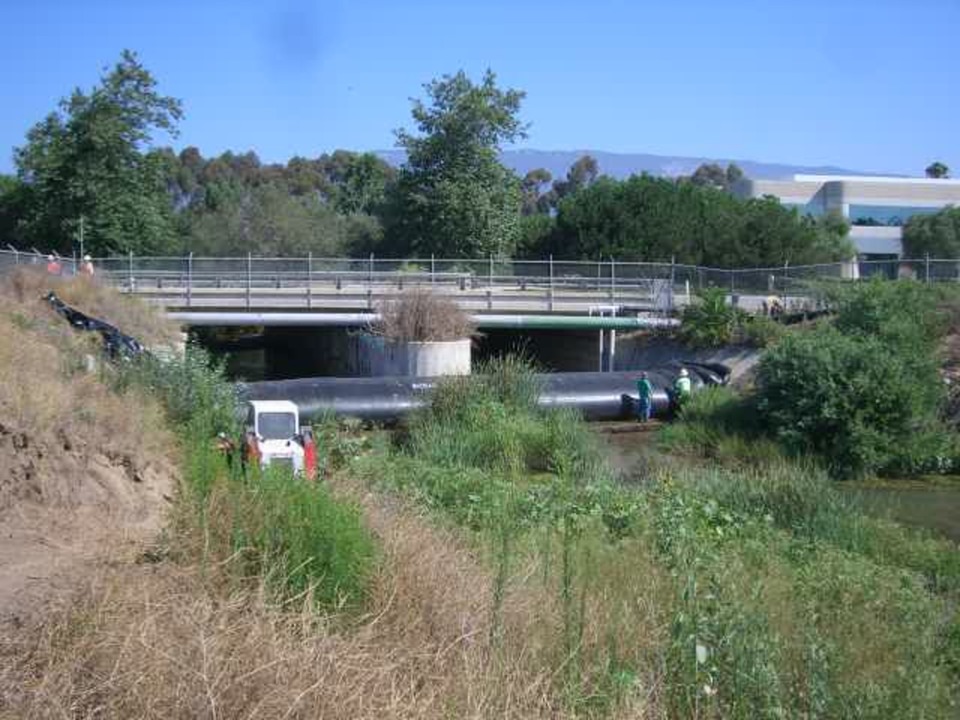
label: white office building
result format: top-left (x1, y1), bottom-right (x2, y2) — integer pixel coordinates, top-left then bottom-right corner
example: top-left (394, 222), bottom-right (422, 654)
top-left (732, 174), bottom-right (960, 259)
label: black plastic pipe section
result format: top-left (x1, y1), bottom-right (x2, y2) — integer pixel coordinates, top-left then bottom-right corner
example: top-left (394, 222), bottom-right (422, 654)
top-left (241, 364), bottom-right (729, 423)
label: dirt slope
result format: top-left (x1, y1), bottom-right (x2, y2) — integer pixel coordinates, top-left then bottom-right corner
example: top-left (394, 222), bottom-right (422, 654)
top-left (0, 270), bottom-right (177, 632)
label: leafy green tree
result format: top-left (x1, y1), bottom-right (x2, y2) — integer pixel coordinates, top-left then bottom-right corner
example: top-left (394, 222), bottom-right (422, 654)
top-left (14, 50), bottom-right (183, 255)
top-left (687, 162), bottom-right (745, 191)
top-left (549, 174), bottom-right (851, 266)
top-left (386, 69), bottom-right (526, 257)
top-left (903, 206), bottom-right (960, 258)
top-left (183, 181), bottom-right (350, 256)
top-left (925, 161), bottom-right (950, 179)
top-left (331, 152), bottom-right (393, 215)
top-left (521, 168), bottom-right (552, 215)
top-left (0, 174), bottom-right (30, 245)
top-left (551, 155), bottom-right (599, 202)
top-left (516, 213), bottom-right (555, 258)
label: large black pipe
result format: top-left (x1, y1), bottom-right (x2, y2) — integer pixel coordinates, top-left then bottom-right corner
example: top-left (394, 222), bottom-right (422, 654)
top-left (241, 363), bottom-right (728, 423)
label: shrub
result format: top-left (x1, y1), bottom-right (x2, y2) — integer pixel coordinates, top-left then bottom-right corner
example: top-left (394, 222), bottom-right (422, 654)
top-left (739, 313), bottom-right (785, 348)
top-left (756, 325), bottom-right (946, 478)
top-left (680, 287), bottom-right (746, 347)
top-left (829, 277), bottom-right (944, 348)
top-left (374, 287), bottom-right (474, 341)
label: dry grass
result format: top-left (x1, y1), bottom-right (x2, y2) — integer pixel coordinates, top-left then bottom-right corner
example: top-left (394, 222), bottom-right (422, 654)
top-left (375, 289), bottom-right (475, 342)
top-left (0, 279), bottom-right (175, 513)
top-left (0, 267), bottom-right (179, 348)
top-left (2, 471), bottom-right (674, 719)
top-left (3, 487), bottom-right (557, 719)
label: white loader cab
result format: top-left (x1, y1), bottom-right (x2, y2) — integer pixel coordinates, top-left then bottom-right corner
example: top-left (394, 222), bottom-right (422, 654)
top-left (245, 400), bottom-right (304, 473)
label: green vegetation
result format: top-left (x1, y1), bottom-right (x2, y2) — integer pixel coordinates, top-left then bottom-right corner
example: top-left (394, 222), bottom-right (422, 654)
top-left (118, 347), bottom-right (375, 608)
top-left (926, 161), bottom-right (950, 179)
top-left (903, 205), bottom-right (960, 258)
top-left (680, 288), bottom-right (746, 347)
top-left (525, 175), bottom-right (853, 266)
top-left (386, 69), bottom-right (526, 258)
top-left (351, 357), bottom-right (959, 717)
top-left (678, 288), bottom-right (785, 348)
top-left (756, 280), bottom-right (953, 478)
top-left (11, 50), bottom-right (183, 255)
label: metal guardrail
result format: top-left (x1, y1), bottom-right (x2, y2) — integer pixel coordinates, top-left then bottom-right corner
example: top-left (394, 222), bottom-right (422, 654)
top-left (3, 247), bottom-right (959, 314)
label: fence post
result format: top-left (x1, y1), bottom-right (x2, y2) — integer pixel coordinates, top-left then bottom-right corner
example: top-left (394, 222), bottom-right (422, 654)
top-left (669, 255), bottom-right (676, 313)
top-left (307, 252), bottom-right (312, 309)
top-left (489, 254), bottom-right (493, 288)
top-left (783, 260), bottom-right (789, 309)
top-left (368, 253), bottom-right (374, 289)
top-left (128, 250), bottom-right (134, 293)
top-left (186, 252), bottom-right (193, 308)
top-left (609, 257), bottom-right (616, 302)
top-left (597, 257), bottom-right (602, 293)
top-left (246, 252), bottom-right (252, 310)
top-left (431, 253), bottom-right (435, 288)
top-left (926, 253), bottom-right (931, 283)
top-left (548, 254), bottom-right (554, 311)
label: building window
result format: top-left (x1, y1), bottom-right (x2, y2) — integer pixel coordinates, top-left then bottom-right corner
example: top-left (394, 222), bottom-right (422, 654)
top-left (849, 205), bottom-right (941, 226)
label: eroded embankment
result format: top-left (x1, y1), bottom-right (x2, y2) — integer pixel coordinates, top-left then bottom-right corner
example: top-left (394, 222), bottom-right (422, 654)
top-left (0, 270), bottom-right (178, 634)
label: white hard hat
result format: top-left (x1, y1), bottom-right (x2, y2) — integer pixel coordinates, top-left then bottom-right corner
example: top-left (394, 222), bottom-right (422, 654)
top-left (83, 255), bottom-right (91, 261)
top-left (47, 254), bottom-right (54, 261)
top-left (679, 368), bottom-right (689, 377)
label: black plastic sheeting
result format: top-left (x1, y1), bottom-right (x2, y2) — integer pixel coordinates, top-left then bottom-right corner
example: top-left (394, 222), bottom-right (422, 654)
top-left (242, 363), bottom-right (729, 423)
top-left (45, 292), bottom-right (148, 360)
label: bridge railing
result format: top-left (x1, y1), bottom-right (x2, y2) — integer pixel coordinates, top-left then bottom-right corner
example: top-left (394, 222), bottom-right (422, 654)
top-left (4, 248), bottom-right (960, 312)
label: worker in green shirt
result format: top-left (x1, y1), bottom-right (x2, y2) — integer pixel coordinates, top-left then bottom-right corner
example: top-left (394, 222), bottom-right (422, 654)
top-left (636, 371), bottom-right (653, 423)
top-left (672, 367), bottom-right (692, 414)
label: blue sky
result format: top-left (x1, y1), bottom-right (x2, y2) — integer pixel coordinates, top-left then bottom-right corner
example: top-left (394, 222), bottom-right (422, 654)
top-left (2, 0), bottom-right (957, 176)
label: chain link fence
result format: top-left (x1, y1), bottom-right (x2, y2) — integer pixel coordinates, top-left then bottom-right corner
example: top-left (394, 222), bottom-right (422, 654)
top-left (3, 247), bottom-right (960, 313)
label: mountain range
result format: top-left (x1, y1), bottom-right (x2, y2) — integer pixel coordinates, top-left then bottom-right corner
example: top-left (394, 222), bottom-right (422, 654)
top-left (375, 149), bottom-right (893, 181)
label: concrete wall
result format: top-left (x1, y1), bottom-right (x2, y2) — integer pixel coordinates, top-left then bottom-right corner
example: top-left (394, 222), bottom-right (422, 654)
top-left (352, 334), bottom-right (471, 376)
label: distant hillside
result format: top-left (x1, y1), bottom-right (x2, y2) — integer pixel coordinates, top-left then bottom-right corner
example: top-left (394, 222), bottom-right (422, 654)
top-left (375, 148), bottom-right (893, 181)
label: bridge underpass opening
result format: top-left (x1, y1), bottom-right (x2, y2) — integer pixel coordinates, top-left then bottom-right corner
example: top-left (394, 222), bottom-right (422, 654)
top-left (188, 325), bottom-right (656, 381)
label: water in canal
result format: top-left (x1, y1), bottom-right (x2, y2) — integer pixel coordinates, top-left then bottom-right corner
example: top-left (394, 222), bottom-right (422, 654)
top-left (842, 480), bottom-right (960, 543)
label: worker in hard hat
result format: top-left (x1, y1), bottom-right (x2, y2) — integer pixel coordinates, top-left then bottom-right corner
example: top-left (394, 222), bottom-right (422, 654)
top-left (635, 371), bottom-right (653, 423)
top-left (46, 254), bottom-right (62, 276)
top-left (673, 367), bottom-right (692, 414)
top-left (79, 255), bottom-right (95, 277)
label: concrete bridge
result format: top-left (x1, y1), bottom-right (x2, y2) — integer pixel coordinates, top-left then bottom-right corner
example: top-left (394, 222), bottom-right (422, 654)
top-left (5, 248), bottom-right (894, 328)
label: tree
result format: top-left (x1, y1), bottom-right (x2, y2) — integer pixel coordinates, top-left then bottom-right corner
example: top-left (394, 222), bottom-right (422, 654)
top-left (903, 206), bottom-right (960, 258)
top-left (331, 152), bottom-right (394, 215)
top-left (926, 161), bottom-right (950, 179)
top-left (0, 174), bottom-right (30, 245)
top-left (385, 69), bottom-right (527, 257)
top-left (521, 168), bottom-right (552, 215)
top-left (687, 162), bottom-right (745, 191)
top-left (548, 174), bottom-right (852, 266)
top-left (552, 154), bottom-right (599, 202)
top-left (14, 50), bottom-right (183, 255)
